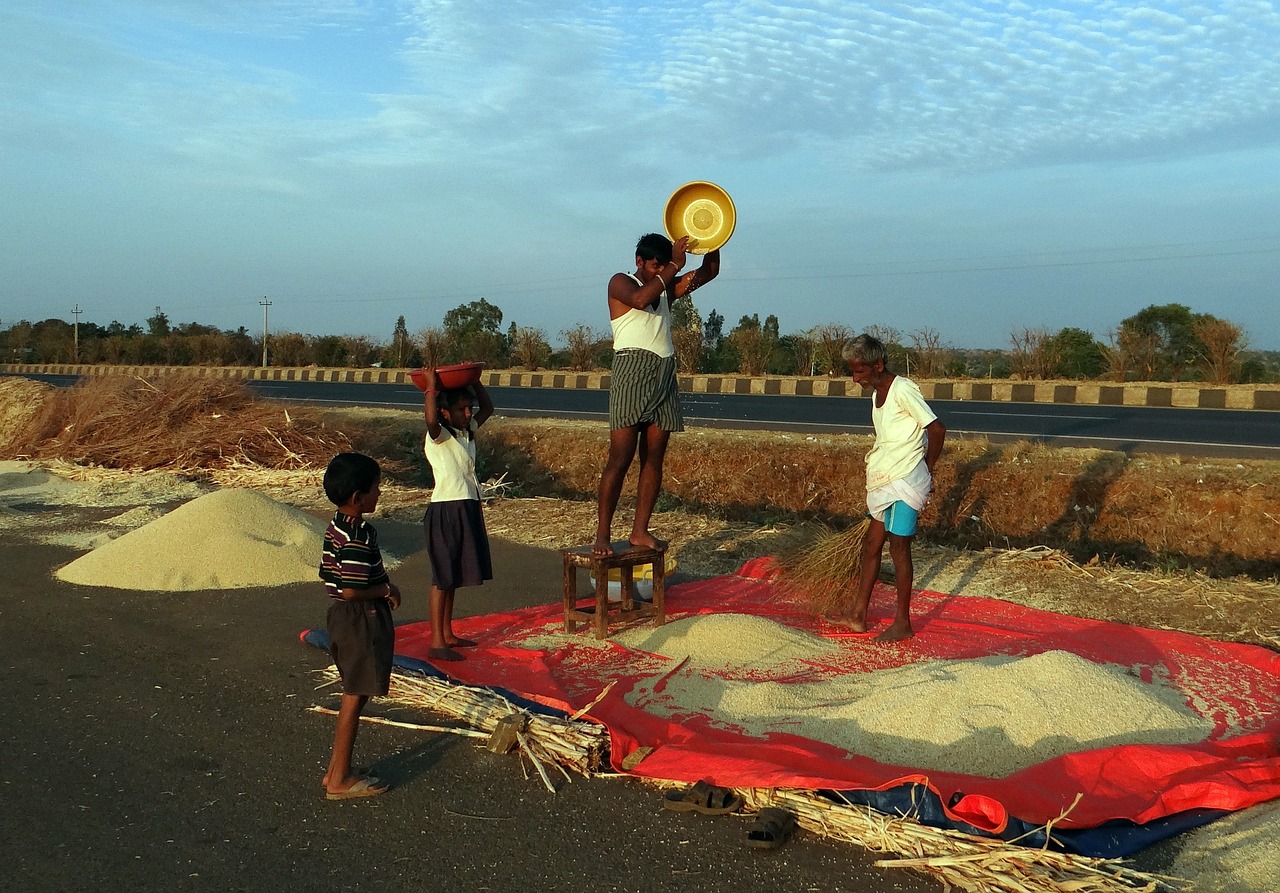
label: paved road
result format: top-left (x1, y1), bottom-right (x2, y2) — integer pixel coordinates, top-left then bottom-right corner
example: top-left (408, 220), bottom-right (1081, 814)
top-left (10, 372), bottom-right (1278, 457)
top-left (252, 378), bottom-right (1280, 459)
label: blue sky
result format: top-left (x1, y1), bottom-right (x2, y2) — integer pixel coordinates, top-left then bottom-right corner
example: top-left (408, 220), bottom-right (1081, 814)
top-left (3, 1), bottom-right (1278, 350)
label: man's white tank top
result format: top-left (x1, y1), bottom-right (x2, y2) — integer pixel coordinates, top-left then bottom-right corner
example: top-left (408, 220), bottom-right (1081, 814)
top-left (610, 272), bottom-right (675, 358)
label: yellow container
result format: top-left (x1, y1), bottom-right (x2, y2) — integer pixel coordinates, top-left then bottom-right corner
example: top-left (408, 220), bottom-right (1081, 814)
top-left (663, 181), bottom-right (736, 253)
top-left (590, 554), bottom-right (678, 602)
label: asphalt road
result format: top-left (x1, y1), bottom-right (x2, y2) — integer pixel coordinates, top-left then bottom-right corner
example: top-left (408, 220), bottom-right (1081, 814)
top-left (3, 515), bottom-right (940, 893)
top-left (10, 372), bottom-right (1280, 457)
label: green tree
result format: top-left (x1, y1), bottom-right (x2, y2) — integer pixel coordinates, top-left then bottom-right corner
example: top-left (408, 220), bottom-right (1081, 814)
top-left (147, 307), bottom-right (171, 337)
top-left (443, 298), bottom-right (505, 365)
top-left (1046, 327), bottom-right (1104, 378)
top-left (1118, 304), bottom-right (1201, 381)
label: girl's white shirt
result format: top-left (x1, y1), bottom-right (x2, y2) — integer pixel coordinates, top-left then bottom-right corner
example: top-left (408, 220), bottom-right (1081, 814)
top-left (424, 419), bottom-right (480, 502)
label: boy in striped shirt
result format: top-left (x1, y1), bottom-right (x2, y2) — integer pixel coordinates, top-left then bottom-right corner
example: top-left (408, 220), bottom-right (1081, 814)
top-left (318, 452), bottom-right (401, 800)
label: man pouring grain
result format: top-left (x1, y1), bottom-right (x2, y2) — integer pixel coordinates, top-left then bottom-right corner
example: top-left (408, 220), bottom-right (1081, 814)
top-left (593, 233), bottom-right (720, 557)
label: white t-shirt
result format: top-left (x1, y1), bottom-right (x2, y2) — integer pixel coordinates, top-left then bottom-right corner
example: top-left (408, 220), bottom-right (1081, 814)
top-left (423, 420), bottom-right (480, 502)
top-left (866, 376), bottom-right (937, 491)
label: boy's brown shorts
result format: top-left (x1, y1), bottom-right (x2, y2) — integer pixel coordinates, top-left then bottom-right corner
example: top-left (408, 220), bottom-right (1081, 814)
top-left (326, 598), bottom-right (394, 696)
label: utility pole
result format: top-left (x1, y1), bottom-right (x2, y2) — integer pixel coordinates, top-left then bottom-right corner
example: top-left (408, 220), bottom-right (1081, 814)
top-left (260, 297), bottom-right (271, 368)
top-left (72, 305), bottom-right (83, 363)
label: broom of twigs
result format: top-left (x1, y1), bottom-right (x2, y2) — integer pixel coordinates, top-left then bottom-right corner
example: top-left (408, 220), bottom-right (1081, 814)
top-left (315, 666), bottom-right (610, 791)
top-left (737, 787), bottom-right (1187, 893)
top-left (773, 518), bottom-right (872, 615)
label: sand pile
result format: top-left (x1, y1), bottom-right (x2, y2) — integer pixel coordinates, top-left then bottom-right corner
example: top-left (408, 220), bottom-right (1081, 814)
top-left (620, 616), bottom-right (1212, 778)
top-left (55, 488), bottom-right (328, 591)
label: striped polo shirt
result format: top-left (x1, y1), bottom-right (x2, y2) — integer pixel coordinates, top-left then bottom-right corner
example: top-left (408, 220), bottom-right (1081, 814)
top-left (319, 511), bottom-right (389, 599)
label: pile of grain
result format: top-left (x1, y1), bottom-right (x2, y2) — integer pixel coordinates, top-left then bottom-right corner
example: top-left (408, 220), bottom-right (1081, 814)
top-left (619, 615), bottom-right (1211, 778)
top-left (55, 488), bottom-right (327, 591)
top-left (615, 613), bottom-right (842, 672)
top-left (1171, 798), bottom-right (1280, 892)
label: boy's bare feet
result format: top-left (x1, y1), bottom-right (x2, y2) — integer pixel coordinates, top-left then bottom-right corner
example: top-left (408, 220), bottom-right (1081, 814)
top-left (876, 619), bottom-right (914, 642)
top-left (428, 646), bottom-right (464, 662)
top-left (446, 637), bottom-right (477, 648)
top-left (325, 775), bottom-right (390, 800)
top-left (592, 535), bottom-right (615, 557)
top-left (628, 531), bottom-right (667, 551)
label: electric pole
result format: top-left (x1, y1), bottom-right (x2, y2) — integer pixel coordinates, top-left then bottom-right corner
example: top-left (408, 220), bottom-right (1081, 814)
top-left (260, 298), bottom-right (271, 368)
top-left (72, 305), bottom-right (83, 363)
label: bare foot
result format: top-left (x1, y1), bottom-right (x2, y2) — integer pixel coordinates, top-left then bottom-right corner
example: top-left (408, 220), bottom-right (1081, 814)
top-left (824, 614), bottom-right (869, 633)
top-left (876, 619), bottom-right (914, 643)
top-left (428, 646), bottom-right (464, 662)
top-left (628, 531), bottom-right (668, 551)
top-left (446, 637), bottom-right (477, 648)
top-left (592, 535), bottom-right (615, 557)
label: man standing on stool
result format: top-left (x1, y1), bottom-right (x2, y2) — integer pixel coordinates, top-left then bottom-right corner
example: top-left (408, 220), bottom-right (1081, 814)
top-left (593, 233), bottom-right (720, 557)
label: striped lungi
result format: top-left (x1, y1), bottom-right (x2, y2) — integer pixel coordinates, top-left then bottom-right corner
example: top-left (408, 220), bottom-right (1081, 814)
top-left (609, 349), bottom-right (684, 432)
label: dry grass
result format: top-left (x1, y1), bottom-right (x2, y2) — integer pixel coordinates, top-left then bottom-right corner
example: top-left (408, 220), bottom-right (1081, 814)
top-left (774, 519), bottom-right (872, 615)
top-left (1, 375), bottom-right (351, 472)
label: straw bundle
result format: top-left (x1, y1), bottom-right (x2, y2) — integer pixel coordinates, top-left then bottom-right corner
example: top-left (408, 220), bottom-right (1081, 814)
top-left (317, 667), bottom-right (610, 790)
top-left (774, 518), bottom-right (871, 614)
top-left (738, 788), bottom-right (1186, 893)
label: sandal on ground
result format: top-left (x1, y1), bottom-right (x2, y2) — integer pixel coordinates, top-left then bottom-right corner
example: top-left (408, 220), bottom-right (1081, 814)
top-left (746, 807), bottom-right (797, 849)
top-left (662, 779), bottom-right (742, 815)
top-left (325, 776), bottom-right (390, 801)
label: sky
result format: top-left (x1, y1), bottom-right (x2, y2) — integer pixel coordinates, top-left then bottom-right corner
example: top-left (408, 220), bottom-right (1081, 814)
top-left (2, 1), bottom-right (1278, 351)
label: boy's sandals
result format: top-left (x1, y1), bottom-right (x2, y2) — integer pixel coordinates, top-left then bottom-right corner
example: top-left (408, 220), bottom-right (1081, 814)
top-left (746, 807), bottom-right (798, 849)
top-left (661, 780), bottom-right (742, 815)
top-left (325, 775), bottom-right (390, 801)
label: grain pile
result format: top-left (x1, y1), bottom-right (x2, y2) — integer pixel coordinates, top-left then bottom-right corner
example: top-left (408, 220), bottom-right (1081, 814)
top-left (55, 488), bottom-right (328, 591)
top-left (619, 615), bottom-right (1211, 778)
top-left (615, 613), bottom-right (842, 673)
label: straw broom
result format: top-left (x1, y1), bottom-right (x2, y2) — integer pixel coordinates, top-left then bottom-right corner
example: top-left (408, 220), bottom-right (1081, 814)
top-left (774, 518), bottom-right (872, 615)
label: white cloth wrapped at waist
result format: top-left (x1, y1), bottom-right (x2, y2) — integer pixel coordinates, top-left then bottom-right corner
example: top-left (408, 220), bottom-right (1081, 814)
top-left (867, 458), bottom-right (933, 518)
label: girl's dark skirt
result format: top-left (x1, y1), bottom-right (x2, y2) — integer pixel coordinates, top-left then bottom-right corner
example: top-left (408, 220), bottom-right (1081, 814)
top-left (423, 498), bottom-right (492, 591)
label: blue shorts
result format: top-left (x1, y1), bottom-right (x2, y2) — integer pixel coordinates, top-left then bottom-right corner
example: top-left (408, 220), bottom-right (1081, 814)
top-left (880, 501), bottom-right (919, 537)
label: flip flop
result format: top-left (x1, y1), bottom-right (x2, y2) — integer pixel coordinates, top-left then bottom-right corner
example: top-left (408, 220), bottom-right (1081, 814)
top-left (662, 780), bottom-right (742, 815)
top-left (746, 807), bottom-right (797, 849)
top-left (325, 777), bottom-right (390, 801)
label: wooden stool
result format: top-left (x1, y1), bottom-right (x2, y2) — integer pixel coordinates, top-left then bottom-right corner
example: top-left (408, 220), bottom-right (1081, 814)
top-left (561, 543), bottom-right (667, 639)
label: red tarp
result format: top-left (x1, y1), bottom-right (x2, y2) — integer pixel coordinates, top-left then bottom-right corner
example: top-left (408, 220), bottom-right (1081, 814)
top-left (386, 559), bottom-right (1280, 833)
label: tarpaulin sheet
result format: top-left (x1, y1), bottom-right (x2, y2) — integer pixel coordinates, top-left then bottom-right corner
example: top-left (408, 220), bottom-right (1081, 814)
top-left (303, 558), bottom-right (1280, 853)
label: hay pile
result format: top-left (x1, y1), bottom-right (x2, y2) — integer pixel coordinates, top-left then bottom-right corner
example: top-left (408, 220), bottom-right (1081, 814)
top-left (55, 488), bottom-right (327, 590)
top-left (3, 375), bottom-right (349, 471)
top-left (0, 376), bottom-right (54, 453)
top-left (619, 615), bottom-right (1211, 778)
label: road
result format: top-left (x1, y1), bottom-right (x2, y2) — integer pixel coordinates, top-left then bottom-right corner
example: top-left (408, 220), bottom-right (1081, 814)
top-left (11, 373), bottom-right (1280, 458)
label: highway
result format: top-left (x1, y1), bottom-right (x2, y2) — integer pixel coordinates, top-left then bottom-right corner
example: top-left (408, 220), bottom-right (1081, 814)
top-left (10, 372), bottom-right (1278, 458)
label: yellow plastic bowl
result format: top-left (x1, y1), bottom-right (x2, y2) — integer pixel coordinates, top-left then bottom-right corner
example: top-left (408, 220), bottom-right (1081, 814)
top-left (663, 181), bottom-right (736, 253)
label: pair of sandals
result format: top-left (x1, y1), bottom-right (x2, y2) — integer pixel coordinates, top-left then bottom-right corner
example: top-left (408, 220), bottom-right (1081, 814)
top-left (662, 780), bottom-right (797, 850)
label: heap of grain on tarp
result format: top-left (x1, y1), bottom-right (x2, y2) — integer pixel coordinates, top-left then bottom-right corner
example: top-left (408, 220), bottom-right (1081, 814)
top-left (56, 488), bottom-right (327, 590)
top-left (619, 614), bottom-right (1213, 779)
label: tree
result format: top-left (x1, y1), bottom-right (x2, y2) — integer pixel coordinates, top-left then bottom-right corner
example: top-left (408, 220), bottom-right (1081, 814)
top-left (1046, 327), bottom-right (1104, 379)
top-left (509, 325), bottom-right (551, 370)
top-left (417, 327), bottom-right (449, 370)
top-left (670, 296), bottom-right (704, 373)
top-left (1118, 304), bottom-right (1200, 381)
top-left (147, 307), bottom-right (171, 337)
top-left (388, 316), bottom-right (412, 368)
top-left (561, 323), bottom-right (607, 372)
top-left (1193, 316), bottom-right (1245, 384)
top-left (1009, 327), bottom-right (1058, 379)
top-left (810, 323), bottom-right (854, 376)
top-left (907, 328), bottom-right (945, 379)
top-left (727, 313), bottom-right (779, 376)
top-left (443, 298), bottom-right (505, 365)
